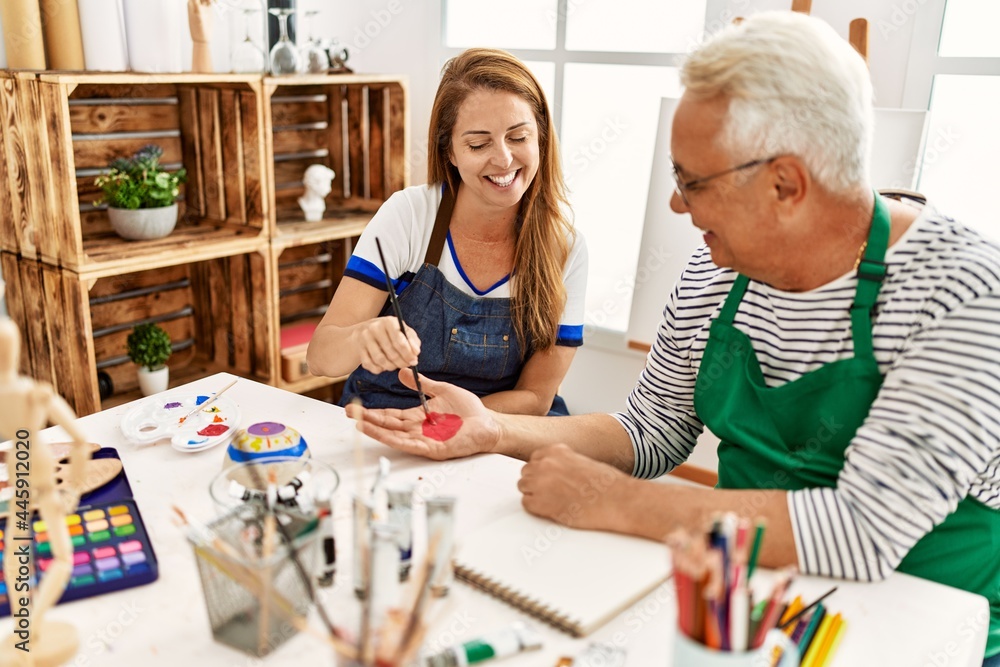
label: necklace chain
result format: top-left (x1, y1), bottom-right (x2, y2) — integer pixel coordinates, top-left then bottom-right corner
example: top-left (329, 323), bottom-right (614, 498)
top-left (853, 239), bottom-right (869, 271)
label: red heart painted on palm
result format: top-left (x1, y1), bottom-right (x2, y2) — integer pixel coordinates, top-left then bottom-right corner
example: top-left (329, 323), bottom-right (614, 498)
top-left (422, 412), bottom-right (462, 441)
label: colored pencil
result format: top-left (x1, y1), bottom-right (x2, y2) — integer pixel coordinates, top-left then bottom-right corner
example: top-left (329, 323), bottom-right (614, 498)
top-left (747, 521), bottom-right (766, 578)
top-left (797, 605), bottom-right (826, 653)
top-left (779, 586), bottom-right (838, 630)
top-left (791, 604), bottom-right (820, 644)
top-left (801, 612), bottom-right (839, 667)
top-left (817, 617), bottom-right (847, 667)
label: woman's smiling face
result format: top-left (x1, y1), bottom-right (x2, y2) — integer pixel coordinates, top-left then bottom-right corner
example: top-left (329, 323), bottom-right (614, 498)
top-left (449, 89), bottom-right (540, 213)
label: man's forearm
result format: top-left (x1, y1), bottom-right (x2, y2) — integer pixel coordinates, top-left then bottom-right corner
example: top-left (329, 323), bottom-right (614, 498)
top-left (493, 412), bottom-right (635, 472)
top-left (612, 479), bottom-right (798, 569)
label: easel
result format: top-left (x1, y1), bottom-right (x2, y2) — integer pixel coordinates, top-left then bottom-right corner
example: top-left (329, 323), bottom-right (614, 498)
top-left (0, 279), bottom-right (90, 667)
top-left (735, 1), bottom-right (871, 66)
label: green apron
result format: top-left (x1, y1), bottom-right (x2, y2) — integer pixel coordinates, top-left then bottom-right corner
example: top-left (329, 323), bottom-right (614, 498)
top-left (693, 194), bottom-right (1000, 658)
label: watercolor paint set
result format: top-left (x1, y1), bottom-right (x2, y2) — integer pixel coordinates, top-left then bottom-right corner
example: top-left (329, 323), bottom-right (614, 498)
top-left (0, 448), bottom-right (159, 616)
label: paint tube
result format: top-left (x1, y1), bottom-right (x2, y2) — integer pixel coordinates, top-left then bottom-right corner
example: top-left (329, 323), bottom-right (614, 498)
top-left (425, 495), bottom-right (456, 597)
top-left (368, 522), bottom-right (401, 634)
top-left (385, 481), bottom-right (414, 581)
top-left (276, 470), bottom-right (310, 503)
top-left (423, 622), bottom-right (542, 667)
top-left (316, 487), bottom-right (335, 587)
top-left (227, 472), bottom-right (310, 507)
top-left (353, 494), bottom-right (374, 599)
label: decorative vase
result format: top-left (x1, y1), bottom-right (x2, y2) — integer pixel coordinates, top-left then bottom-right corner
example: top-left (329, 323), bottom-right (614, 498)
top-left (108, 203), bottom-right (178, 241)
top-left (122, 0), bottom-right (183, 72)
top-left (137, 366), bottom-right (169, 396)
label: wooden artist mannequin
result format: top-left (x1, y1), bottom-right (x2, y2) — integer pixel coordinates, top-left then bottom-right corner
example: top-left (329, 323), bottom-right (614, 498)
top-left (188, 0), bottom-right (214, 73)
top-left (0, 314), bottom-right (90, 667)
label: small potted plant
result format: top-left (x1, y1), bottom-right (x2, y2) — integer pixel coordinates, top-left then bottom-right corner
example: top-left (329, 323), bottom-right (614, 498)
top-left (127, 323), bottom-right (172, 396)
top-left (95, 145), bottom-right (187, 241)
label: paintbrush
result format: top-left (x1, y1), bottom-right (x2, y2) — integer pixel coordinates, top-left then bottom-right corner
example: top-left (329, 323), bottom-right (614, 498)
top-left (390, 531), bottom-right (442, 665)
top-left (240, 463), bottom-right (343, 647)
top-left (178, 378), bottom-right (238, 424)
top-left (374, 237), bottom-right (431, 417)
top-left (259, 470), bottom-right (278, 655)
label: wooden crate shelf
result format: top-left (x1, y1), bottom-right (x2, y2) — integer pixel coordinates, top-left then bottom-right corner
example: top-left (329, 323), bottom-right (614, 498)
top-left (2, 71), bottom-right (407, 414)
top-left (272, 236), bottom-right (355, 387)
top-left (270, 212), bottom-right (371, 252)
top-left (1, 72), bottom-right (270, 274)
top-left (263, 75), bottom-right (407, 241)
top-left (2, 249), bottom-right (275, 416)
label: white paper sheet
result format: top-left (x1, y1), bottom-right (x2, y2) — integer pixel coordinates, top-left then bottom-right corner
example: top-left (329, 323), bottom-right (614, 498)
top-left (122, 0), bottom-right (183, 72)
top-left (79, 0), bottom-right (129, 71)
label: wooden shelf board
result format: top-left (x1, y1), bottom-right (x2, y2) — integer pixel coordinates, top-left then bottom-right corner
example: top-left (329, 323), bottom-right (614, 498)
top-left (264, 73), bottom-right (406, 87)
top-left (72, 223), bottom-right (268, 279)
top-left (100, 360), bottom-right (240, 411)
top-left (271, 214), bottom-right (370, 250)
top-left (38, 72), bottom-right (261, 85)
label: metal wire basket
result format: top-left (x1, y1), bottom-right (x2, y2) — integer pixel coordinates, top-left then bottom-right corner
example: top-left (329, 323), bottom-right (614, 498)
top-left (189, 503), bottom-right (319, 657)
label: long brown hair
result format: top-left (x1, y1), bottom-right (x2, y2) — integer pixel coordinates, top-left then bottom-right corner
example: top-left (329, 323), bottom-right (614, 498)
top-left (427, 48), bottom-right (573, 354)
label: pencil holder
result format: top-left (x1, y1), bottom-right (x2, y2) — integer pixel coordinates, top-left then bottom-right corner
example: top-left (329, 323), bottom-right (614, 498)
top-left (189, 504), bottom-right (321, 657)
top-left (672, 630), bottom-right (798, 667)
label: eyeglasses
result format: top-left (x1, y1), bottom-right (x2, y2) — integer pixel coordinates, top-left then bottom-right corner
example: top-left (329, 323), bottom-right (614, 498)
top-left (671, 155), bottom-right (779, 206)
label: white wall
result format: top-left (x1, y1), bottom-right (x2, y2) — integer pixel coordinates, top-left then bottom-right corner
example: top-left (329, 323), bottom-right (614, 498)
top-left (309, 0), bottom-right (442, 185)
top-left (310, 0), bottom-right (926, 471)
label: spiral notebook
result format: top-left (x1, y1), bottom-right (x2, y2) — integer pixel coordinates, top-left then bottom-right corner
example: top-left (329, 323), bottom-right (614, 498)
top-left (453, 510), bottom-right (672, 637)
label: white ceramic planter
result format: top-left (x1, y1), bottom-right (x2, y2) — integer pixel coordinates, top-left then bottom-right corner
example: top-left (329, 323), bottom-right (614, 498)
top-left (137, 366), bottom-right (169, 396)
top-left (122, 0), bottom-right (183, 73)
top-left (108, 203), bottom-right (178, 241)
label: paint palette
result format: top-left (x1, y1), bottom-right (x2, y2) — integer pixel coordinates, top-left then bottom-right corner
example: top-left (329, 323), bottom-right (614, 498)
top-left (0, 498), bottom-right (158, 616)
top-left (120, 393), bottom-right (241, 453)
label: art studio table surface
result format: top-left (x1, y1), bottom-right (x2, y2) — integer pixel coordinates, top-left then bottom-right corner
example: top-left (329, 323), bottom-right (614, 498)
top-left (0, 373), bottom-right (989, 666)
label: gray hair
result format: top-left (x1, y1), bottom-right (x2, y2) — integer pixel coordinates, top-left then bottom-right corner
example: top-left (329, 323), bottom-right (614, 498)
top-left (680, 11), bottom-right (873, 193)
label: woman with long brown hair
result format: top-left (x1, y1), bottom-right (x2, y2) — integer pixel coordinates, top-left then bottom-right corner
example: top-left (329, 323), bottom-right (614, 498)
top-left (307, 48), bottom-right (587, 415)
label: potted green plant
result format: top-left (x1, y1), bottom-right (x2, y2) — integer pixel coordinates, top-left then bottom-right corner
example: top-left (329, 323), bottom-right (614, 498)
top-left (127, 323), bottom-right (172, 395)
top-left (95, 145), bottom-right (187, 241)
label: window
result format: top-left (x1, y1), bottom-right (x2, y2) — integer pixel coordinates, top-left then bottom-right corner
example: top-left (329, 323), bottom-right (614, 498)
top-left (904, 0), bottom-right (1000, 240)
top-left (442, 0), bottom-right (705, 333)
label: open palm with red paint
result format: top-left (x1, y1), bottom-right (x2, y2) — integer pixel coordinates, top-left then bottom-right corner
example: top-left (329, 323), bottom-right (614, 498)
top-left (346, 371), bottom-right (500, 461)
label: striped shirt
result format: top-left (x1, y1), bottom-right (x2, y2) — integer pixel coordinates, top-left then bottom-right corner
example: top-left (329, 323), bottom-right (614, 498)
top-left (614, 204), bottom-right (1000, 581)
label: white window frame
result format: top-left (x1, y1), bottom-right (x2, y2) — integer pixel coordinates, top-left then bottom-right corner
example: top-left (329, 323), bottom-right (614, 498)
top-left (903, 1), bottom-right (1000, 134)
top-left (438, 0), bottom-right (731, 350)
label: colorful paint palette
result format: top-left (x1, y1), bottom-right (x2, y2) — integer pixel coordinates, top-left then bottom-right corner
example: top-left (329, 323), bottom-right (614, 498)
top-left (120, 393), bottom-right (241, 453)
top-left (0, 498), bottom-right (158, 616)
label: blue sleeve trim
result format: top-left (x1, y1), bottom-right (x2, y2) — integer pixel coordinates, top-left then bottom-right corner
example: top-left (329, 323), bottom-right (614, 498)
top-left (556, 324), bottom-right (584, 347)
top-left (345, 256), bottom-right (412, 294)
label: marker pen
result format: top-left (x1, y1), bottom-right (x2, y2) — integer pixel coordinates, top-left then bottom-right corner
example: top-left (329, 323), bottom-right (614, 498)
top-left (423, 622), bottom-right (542, 667)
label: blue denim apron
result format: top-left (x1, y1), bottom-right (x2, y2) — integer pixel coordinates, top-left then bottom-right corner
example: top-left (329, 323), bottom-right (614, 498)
top-left (340, 187), bottom-right (530, 410)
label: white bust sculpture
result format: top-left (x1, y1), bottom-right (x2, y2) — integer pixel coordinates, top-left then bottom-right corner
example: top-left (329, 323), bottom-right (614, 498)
top-left (298, 164), bottom-right (336, 222)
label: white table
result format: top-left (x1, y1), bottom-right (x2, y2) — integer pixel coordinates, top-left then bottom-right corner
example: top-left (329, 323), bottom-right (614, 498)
top-left (1, 373), bottom-right (990, 666)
